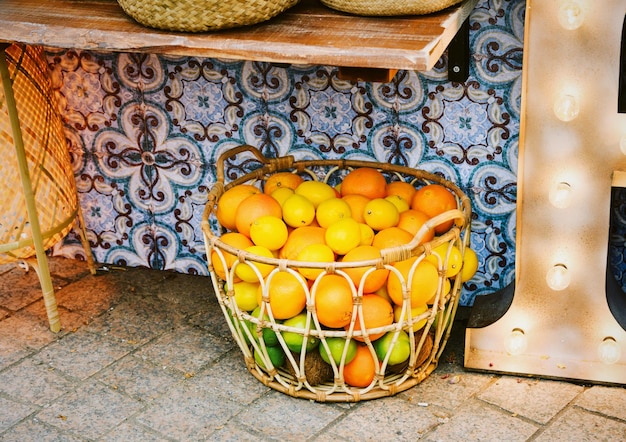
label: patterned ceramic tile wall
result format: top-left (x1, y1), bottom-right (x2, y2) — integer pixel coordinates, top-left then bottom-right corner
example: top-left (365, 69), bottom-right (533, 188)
top-left (48, 0), bottom-right (525, 306)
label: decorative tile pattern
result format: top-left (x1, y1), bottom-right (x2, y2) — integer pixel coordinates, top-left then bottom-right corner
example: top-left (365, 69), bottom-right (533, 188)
top-left (48, 0), bottom-right (525, 305)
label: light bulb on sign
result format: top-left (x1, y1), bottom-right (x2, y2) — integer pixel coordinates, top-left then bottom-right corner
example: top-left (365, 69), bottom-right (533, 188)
top-left (546, 264), bottom-right (570, 290)
top-left (598, 337), bottom-right (621, 365)
top-left (549, 182), bottom-right (573, 208)
top-left (554, 94), bottom-right (580, 122)
top-left (504, 328), bottom-right (528, 356)
top-left (558, 1), bottom-right (585, 30)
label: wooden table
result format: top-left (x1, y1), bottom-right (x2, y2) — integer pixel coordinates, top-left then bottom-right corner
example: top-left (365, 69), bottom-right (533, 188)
top-left (0, 0), bottom-right (478, 77)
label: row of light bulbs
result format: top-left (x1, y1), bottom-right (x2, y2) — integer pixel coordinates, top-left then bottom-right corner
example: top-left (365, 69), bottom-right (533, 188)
top-left (505, 0), bottom-right (623, 365)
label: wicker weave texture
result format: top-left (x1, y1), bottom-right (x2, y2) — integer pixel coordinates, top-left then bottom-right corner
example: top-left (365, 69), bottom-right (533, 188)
top-left (117, 0), bottom-right (300, 32)
top-left (202, 145), bottom-right (472, 402)
top-left (0, 45), bottom-right (78, 264)
top-left (321, 0), bottom-right (463, 16)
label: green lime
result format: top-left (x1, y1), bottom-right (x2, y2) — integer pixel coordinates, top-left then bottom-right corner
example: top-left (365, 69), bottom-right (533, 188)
top-left (374, 330), bottom-right (411, 366)
top-left (319, 337), bottom-right (358, 365)
top-left (254, 345), bottom-right (286, 371)
top-left (245, 307), bottom-right (279, 346)
top-left (282, 313), bottom-right (319, 353)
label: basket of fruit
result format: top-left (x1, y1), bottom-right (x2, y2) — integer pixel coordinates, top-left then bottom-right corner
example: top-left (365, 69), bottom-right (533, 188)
top-left (116, 0), bottom-right (300, 32)
top-left (320, 0), bottom-right (463, 16)
top-left (201, 145), bottom-right (474, 402)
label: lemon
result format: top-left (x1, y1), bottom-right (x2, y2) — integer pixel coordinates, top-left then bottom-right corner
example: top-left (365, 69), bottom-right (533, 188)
top-left (363, 198), bottom-right (400, 231)
top-left (325, 218), bottom-right (361, 255)
top-left (358, 223), bottom-right (375, 246)
top-left (385, 194), bottom-right (410, 213)
top-left (234, 245), bottom-right (275, 283)
top-left (281, 193), bottom-right (316, 228)
top-left (460, 247), bottom-right (479, 282)
top-left (231, 281), bottom-right (260, 312)
top-left (295, 180), bottom-right (337, 208)
top-left (394, 303), bottom-right (428, 332)
top-left (316, 197), bottom-right (352, 228)
top-left (270, 187), bottom-right (295, 207)
top-left (249, 215), bottom-right (288, 251)
top-left (425, 242), bottom-right (463, 278)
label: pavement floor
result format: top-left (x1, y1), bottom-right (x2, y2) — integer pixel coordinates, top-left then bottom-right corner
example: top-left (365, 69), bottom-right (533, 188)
top-left (0, 256), bottom-right (625, 441)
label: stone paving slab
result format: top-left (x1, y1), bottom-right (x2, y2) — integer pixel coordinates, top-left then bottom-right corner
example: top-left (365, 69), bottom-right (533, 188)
top-left (477, 376), bottom-right (585, 424)
top-left (0, 257), bottom-right (624, 441)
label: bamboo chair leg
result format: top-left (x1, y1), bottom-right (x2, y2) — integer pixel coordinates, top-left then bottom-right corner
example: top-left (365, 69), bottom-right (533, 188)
top-left (24, 257), bottom-right (61, 332)
top-left (75, 204), bottom-right (97, 275)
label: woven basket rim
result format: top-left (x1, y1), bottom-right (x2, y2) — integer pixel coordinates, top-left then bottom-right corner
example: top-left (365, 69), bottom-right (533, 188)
top-left (117, 0), bottom-right (301, 32)
top-left (320, 0), bottom-right (464, 16)
top-left (202, 145), bottom-right (472, 267)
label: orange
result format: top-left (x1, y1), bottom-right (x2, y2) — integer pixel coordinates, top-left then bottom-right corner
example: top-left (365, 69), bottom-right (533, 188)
top-left (235, 193), bottom-right (282, 238)
top-left (295, 243), bottom-right (336, 280)
top-left (282, 193), bottom-right (316, 228)
top-left (341, 194), bottom-right (370, 223)
top-left (341, 245), bottom-right (389, 293)
top-left (279, 226), bottom-right (327, 260)
top-left (363, 198), bottom-right (399, 231)
top-left (387, 257), bottom-right (439, 307)
top-left (396, 209), bottom-right (434, 243)
top-left (371, 227), bottom-right (414, 251)
top-left (411, 184), bottom-right (457, 234)
top-left (385, 181), bottom-right (417, 204)
top-left (313, 274), bottom-right (354, 328)
top-left (347, 293), bottom-right (394, 342)
top-left (325, 218), bottom-right (361, 255)
top-left (316, 197), bottom-right (352, 228)
top-left (257, 271), bottom-right (307, 320)
top-left (216, 184), bottom-right (260, 231)
top-left (340, 167), bottom-right (387, 200)
top-left (234, 245), bottom-right (275, 283)
top-left (343, 344), bottom-right (376, 388)
top-left (264, 171), bottom-right (304, 195)
top-left (249, 215), bottom-right (289, 250)
top-left (210, 232), bottom-right (253, 282)
top-left (295, 180), bottom-right (337, 208)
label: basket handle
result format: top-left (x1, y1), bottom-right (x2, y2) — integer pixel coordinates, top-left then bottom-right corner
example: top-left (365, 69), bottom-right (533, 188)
top-left (380, 208), bottom-right (467, 263)
top-left (215, 144), bottom-right (296, 185)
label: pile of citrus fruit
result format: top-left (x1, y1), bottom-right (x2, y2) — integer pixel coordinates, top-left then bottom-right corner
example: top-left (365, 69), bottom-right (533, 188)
top-left (209, 166), bottom-right (477, 389)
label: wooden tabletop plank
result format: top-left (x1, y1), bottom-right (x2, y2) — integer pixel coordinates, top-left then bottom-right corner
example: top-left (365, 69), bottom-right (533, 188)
top-left (0, 0), bottom-right (478, 71)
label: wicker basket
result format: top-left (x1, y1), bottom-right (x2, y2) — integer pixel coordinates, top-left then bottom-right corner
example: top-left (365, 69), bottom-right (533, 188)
top-left (202, 145), bottom-right (472, 402)
top-left (0, 45), bottom-right (81, 265)
top-left (117, 0), bottom-right (300, 32)
top-left (0, 44), bottom-right (95, 332)
top-left (321, 0), bottom-right (464, 16)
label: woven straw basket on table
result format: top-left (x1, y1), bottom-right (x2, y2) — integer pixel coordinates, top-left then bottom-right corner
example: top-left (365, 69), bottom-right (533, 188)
top-left (116, 0), bottom-right (300, 32)
top-left (321, 0), bottom-right (464, 16)
top-left (202, 145), bottom-right (472, 402)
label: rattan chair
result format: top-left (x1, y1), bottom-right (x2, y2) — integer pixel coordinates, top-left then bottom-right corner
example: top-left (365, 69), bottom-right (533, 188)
top-left (0, 44), bottom-right (95, 332)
